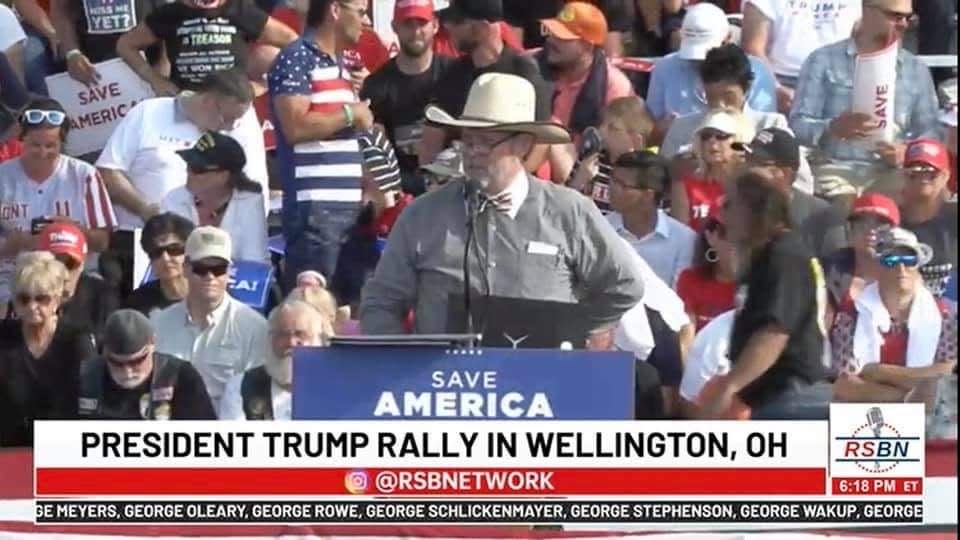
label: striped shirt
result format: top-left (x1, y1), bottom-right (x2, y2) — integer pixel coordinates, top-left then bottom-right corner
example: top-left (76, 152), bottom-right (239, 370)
top-left (358, 128), bottom-right (401, 192)
top-left (268, 36), bottom-right (363, 206)
top-left (0, 155), bottom-right (116, 304)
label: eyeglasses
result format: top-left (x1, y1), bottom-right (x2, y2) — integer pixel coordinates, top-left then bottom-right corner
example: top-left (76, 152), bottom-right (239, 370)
top-left (906, 166), bottom-right (941, 181)
top-left (147, 243), bottom-right (186, 260)
top-left (105, 350), bottom-right (151, 370)
top-left (22, 109), bottom-right (66, 126)
top-left (699, 130), bottom-right (733, 142)
top-left (54, 254), bottom-right (81, 271)
top-left (191, 262), bottom-right (229, 277)
top-left (849, 216), bottom-right (890, 232)
top-left (337, 1), bottom-right (369, 17)
top-left (14, 293), bottom-right (54, 306)
top-left (462, 133), bottom-right (517, 151)
top-left (610, 177), bottom-right (652, 192)
top-left (869, 5), bottom-right (914, 24)
top-left (878, 253), bottom-right (920, 268)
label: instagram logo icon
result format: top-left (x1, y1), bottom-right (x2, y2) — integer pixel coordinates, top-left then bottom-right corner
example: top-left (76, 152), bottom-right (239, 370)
top-left (344, 470), bottom-right (369, 494)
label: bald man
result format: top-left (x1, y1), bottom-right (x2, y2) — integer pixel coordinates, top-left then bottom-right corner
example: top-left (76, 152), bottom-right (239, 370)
top-left (789, 0), bottom-right (940, 201)
top-left (219, 301), bottom-right (332, 420)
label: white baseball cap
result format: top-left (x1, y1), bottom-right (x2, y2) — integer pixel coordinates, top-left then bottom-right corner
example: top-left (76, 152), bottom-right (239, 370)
top-left (695, 110), bottom-right (741, 136)
top-left (677, 4), bottom-right (729, 61)
top-left (185, 226), bottom-right (232, 264)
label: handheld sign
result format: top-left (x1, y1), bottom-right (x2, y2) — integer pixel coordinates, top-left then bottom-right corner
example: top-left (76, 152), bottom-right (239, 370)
top-left (45, 58), bottom-right (155, 156)
top-left (853, 41), bottom-right (898, 144)
top-left (292, 346), bottom-right (636, 420)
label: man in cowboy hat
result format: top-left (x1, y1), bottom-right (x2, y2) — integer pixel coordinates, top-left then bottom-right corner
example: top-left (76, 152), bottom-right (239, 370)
top-left (360, 73), bottom-right (644, 340)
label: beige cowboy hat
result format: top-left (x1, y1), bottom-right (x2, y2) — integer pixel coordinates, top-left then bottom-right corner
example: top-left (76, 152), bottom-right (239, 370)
top-left (425, 72), bottom-right (571, 144)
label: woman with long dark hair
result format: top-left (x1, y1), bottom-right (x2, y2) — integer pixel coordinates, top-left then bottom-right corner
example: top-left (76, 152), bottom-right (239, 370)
top-left (161, 132), bottom-right (268, 261)
top-left (676, 203), bottom-right (737, 333)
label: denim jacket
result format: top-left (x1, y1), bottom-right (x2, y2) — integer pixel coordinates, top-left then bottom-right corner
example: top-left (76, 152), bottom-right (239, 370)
top-left (789, 39), bottom-right (939, 165)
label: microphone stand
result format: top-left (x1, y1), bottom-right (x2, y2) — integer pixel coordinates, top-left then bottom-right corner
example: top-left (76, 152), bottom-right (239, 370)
top-left (463, 181), bottom-right (481, 341)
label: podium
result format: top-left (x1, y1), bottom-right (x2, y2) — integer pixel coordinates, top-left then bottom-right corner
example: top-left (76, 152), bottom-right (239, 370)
top-left (291, 340), bottom-right (636, 420)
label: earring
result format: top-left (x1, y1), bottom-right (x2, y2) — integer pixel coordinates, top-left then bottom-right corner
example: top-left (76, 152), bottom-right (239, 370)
top-left (705, 248), bottom-right (719, 263)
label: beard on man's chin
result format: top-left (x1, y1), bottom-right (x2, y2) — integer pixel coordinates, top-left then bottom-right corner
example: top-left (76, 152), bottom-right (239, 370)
top-left (264, 351), bottom-right (293, 387)
top-left (400, 41), bottom-right (430, 57)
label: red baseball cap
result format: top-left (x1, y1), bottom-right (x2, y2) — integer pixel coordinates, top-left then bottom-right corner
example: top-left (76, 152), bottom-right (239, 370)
top-left (394, 0), bottom-right (434, 22)
top-left (904, 138), bottom-right (950, 172)
top-left (849, 193), bottom-right (901, 226)
top-left (37, 222), bottom-right (88, 264)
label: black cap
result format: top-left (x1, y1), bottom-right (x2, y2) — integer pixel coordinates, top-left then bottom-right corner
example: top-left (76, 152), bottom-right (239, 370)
top-left (177, 132), bottom-right (247, 173)
top-left (735, 128), bottom-right (800, 170)
top-left (102, 309), bottom-right (155, 356)
top-left (439, 0), bottom-right (504, 23)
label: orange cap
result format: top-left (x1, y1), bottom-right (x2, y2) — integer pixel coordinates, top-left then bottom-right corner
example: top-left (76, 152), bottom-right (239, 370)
top-left (540, 2), bottom-right (608, 47)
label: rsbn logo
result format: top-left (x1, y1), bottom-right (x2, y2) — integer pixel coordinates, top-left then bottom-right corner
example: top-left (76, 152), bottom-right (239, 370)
top-left (836, 407), bottom-right (920, 473)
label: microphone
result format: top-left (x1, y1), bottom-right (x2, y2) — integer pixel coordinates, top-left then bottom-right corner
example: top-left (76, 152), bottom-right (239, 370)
top-left (462, 180), bottom-right (482, 338)
top-left (866, 407), bottom-right (884, 436)
top-left (866, 407), bottom-right (884, 471)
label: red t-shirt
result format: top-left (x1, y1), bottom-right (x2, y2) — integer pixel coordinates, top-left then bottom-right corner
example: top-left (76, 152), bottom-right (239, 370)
top-left (675, 268), bottom-right (737, 331)
top-left (681, 174), bottom-right (725, 232)
top-left (879, 325), bottom-right (908, 367)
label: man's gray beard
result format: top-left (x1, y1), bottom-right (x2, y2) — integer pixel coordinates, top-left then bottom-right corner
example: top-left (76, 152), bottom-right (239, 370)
top-left (264, 351), bottom-right (292, 387)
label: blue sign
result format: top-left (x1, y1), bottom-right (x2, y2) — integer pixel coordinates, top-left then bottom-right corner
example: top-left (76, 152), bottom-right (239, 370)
top-left (946, 271), bottom-right (957, 303)
top-left (142, 259), bottom-right (274, 311)
top-left (292, 346), bottom-right (635, 420)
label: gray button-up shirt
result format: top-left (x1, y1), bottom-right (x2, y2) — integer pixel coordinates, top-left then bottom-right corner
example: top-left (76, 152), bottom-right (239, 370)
top-left (360, 175), bottom-right (645, 335)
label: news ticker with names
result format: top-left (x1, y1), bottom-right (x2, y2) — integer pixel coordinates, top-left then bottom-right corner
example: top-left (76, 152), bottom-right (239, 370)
top-left (35, 500), bottom-right (925, 525)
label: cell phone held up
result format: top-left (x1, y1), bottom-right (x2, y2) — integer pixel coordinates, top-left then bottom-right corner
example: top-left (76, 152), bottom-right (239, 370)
top-left (579, 126), bottom-right (603, 159)
top-left (31, 216), bottom-right (54, 235)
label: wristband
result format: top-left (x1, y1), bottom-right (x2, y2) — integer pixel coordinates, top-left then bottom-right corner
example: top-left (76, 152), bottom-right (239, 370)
top-left (65, 49), bottom-right (82, 61)
top-left (342, 104), bottom-right (354, 128)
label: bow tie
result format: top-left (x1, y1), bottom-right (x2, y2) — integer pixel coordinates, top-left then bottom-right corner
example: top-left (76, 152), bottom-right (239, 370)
top-left (478, 191), bottom-right (512, 213)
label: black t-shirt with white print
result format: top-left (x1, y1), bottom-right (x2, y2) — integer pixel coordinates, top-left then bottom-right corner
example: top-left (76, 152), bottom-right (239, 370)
top-left (145, 0), bottom-right (268, 90)
top-left (72, 0), bottom-right (163, 63)
top-left (729, 230), bottom-right (827, 409)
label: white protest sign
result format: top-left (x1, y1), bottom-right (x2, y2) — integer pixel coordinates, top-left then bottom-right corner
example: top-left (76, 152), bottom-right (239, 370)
top-left (373, 0), bottom-right (399, 57)
top-left (852, 41), bottom-right (898, 144)
top-left (45, 58), bottom-right (155, 156)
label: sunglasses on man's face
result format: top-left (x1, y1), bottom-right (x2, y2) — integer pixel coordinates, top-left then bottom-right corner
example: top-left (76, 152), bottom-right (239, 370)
top-left (105, 350), bottom-right (151, 370)
top-left (22, 109), bottom-right (66, 126)
top-left (148, 243), bottom-right (186, 260)
top-left (191, 262), bottom-right (229, 277)
top-left (878, 253), bottom-right (920, 268)
top-left (15, 293), bottom-right (53, 306)
top-left (699, 130), bottom-right (733, 143)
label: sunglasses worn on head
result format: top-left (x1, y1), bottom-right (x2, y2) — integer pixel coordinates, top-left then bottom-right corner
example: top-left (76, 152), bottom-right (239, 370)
top-left (191, 263), bottom-right (229, 277)
top-left (22, 109), bottom-right (66, 126)
top-left (148, 243), bottom-right (186, 260)
top-left (15, 293), bottom-right (53, 306)
top-left (879, 253), bottom-right (919, 268)
top-left (699, 130), bottom-right (733, 142)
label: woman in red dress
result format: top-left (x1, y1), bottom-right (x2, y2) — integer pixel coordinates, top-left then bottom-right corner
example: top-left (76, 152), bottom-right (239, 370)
top-left (676, 205), bottom-right (737, 337)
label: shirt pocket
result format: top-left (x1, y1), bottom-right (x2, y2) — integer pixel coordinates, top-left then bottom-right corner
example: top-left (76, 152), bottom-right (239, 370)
top-left (204, 345), bottom-right (244, 384)
top-left (823, 67), bottom-right (854, 117)
top-left (517, 246), bottom-right (571, 299)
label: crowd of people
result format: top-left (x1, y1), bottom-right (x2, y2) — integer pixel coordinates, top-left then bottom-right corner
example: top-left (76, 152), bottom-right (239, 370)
top-left (0, 0), bottom-right (957, 446)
